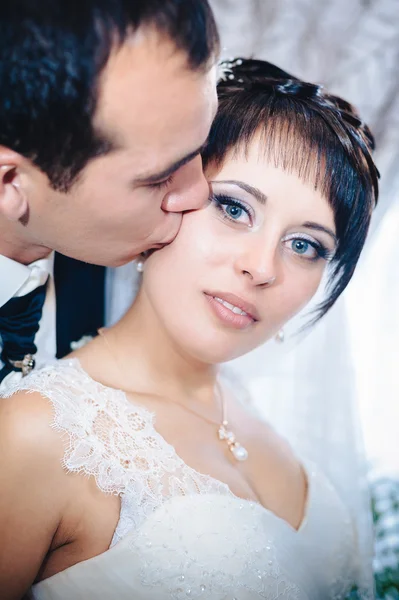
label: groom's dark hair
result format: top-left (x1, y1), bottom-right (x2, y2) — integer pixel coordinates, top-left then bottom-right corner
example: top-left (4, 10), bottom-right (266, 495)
top-left (0, 0), bottom-right (219, 191)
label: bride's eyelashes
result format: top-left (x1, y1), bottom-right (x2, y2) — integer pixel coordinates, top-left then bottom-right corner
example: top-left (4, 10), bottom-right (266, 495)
top-left (282, 233), bottom-right (334, 263)
top-left (211, 192), bottom-right (255, 227)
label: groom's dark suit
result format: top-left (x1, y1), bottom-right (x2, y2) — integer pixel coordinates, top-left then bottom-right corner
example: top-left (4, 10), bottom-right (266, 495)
top-left (54, 253), bottom-right (106, 358)
top-left (1, 248), bottom-right (139, 383)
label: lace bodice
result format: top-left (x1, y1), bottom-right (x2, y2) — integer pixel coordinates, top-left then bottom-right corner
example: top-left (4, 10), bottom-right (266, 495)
top-left (3, 359), bottom-right (358, 600)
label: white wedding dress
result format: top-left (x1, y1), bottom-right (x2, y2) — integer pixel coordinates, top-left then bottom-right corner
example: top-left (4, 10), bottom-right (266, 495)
top-left (4, 359), bottom-right (359, 600)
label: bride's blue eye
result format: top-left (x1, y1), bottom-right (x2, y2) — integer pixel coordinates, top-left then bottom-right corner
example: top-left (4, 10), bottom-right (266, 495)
top-left (226, 205), bottom-right (243, 220)
top-left (291, 239), bottom-right (310, 255)
top-left (211, 193), bottom-right (253, 227)
top-left (283, 234), bottom-right (332, 262)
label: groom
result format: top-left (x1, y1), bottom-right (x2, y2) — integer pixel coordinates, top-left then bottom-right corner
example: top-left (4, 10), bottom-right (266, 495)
top-left (0, 0), bottom-right (219, 385)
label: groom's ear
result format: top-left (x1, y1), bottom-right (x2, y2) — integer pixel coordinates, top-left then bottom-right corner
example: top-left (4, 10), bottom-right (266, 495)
top-left (0, 146), bottom-right (28, 223)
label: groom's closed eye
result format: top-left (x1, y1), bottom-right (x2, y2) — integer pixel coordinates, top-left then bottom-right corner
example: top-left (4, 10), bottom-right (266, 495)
top-left (134, 143), bottom-right (207, 188)
top-left (147, 174), bottom-right (175, 191)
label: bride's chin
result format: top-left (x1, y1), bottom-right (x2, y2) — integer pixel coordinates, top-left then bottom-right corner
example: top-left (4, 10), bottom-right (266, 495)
top-left (162, 316), bottom-right (266, 365)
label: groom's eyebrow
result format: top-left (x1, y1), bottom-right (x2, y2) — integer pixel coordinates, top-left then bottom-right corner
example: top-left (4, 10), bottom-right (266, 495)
top-left (134, 144), bottom-right (206, 185)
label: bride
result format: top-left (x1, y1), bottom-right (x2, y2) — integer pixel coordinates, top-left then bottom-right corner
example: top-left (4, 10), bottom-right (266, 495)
top-left (0, 59), bottom-right (379, 600)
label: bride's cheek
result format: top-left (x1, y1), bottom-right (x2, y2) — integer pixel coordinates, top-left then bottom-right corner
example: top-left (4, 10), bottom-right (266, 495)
top-left (197, 216), bottom-right (242, 264)
top-left (178, 222), bottom-right (222, 265)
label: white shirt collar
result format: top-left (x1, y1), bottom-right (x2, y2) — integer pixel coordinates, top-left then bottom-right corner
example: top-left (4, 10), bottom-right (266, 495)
top-left (0, 252), bottom-right (54, 308)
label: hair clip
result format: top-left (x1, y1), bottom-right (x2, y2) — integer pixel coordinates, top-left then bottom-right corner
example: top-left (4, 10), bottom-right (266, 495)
top-left (217, 58), bottom-right (243, 83)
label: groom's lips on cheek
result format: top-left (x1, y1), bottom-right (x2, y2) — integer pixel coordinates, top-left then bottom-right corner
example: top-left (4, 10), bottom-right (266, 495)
top-left (147, 237), bottom-right (176, 251)
top-left (149, 230), bottom-right (181, 250)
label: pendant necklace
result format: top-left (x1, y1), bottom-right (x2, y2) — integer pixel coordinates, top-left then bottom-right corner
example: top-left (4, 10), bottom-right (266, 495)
top-left (98, 328), bottom-right (249, 462)
top-left (215, 382), bottom-right (249, 461)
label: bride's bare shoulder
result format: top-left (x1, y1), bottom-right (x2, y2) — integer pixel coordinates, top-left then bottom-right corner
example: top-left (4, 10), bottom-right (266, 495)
top-left (0, 390), bottom-right (69, 599)
top-left (0, 388), bottom-right (65, 470)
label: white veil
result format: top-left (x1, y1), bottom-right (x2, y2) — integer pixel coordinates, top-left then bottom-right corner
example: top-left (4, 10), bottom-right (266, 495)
top-left (228, 282), bottom-right (375, 599)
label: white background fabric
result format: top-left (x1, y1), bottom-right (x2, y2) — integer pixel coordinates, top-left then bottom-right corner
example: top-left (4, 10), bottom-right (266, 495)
top-left (210, 0), bottom-right (399, 476)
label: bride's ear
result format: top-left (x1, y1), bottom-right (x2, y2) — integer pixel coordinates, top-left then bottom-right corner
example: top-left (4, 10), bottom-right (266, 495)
top-left (0, 147), bottom-right (28, 222)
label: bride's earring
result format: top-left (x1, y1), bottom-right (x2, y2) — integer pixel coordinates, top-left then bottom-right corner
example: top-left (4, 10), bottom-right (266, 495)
top-left (136, 256), bottom-right (145, 273)
top-left (275, 329), bottom-right (285, 343)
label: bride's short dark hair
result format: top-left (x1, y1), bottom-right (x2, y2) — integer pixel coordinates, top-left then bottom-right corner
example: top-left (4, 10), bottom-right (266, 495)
top-left (202, 58), bottom-right (379, 321)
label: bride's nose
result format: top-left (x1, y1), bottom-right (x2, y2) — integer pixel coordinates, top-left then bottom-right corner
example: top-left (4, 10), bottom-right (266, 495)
top-left (235, 236), bottom-right (278, 287)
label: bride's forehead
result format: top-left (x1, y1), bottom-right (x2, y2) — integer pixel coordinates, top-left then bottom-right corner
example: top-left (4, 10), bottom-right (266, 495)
top-left (210, 123), bottom-right (342, 208)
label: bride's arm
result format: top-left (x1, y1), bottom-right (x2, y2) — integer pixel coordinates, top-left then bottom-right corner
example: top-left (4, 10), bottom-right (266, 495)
top-left (0, 391), bottom-right (66, 600)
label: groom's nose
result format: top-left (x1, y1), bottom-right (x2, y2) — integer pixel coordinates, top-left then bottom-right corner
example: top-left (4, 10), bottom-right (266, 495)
top-left (161, 155), bottom-right (209, 213)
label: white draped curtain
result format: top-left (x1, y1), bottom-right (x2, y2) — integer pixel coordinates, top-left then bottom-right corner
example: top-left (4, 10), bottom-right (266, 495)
top-left (210, 0), bottom-right (399, 475)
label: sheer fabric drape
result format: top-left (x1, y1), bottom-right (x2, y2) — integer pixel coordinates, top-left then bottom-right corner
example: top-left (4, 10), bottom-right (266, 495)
top-left (210, 0), bottom-right (399, 481)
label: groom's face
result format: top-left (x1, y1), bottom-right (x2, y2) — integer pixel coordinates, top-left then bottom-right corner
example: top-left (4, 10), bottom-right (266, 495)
top-left (25, 29), bottom-right (218, 266)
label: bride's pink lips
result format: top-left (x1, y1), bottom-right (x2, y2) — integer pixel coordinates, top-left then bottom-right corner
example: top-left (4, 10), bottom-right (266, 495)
top-left (204, 292), bottom-right (259, 330)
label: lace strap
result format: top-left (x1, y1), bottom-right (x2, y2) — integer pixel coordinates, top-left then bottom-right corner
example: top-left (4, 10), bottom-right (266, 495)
top-left (0, 359), bottom-right (164, 496)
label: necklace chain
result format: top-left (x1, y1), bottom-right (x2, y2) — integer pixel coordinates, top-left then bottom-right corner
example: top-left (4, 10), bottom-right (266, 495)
top-left (97, 328), bottom-right (248, 462)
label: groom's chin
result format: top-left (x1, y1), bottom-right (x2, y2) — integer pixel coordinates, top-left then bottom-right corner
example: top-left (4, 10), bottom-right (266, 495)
top-left (99, 229), bottom-right (180, 268)
top-left (106, 246), bottom-right (165, 268)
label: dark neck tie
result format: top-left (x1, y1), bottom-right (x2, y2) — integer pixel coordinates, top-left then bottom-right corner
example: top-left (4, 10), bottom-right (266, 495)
top-left (0, 280), bottom-right (48, 382)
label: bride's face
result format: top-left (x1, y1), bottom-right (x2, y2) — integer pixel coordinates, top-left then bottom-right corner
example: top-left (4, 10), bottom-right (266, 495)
top-left (141, 137), bottom-right (337, 363)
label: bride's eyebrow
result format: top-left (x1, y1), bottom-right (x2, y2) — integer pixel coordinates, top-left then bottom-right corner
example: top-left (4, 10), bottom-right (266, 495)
top-left (212, 180), bottom-right (268, 205)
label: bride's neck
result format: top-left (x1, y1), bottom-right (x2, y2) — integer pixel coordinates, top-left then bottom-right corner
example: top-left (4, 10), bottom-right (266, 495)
top-left (97, 289), bottom-right (219, 405)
